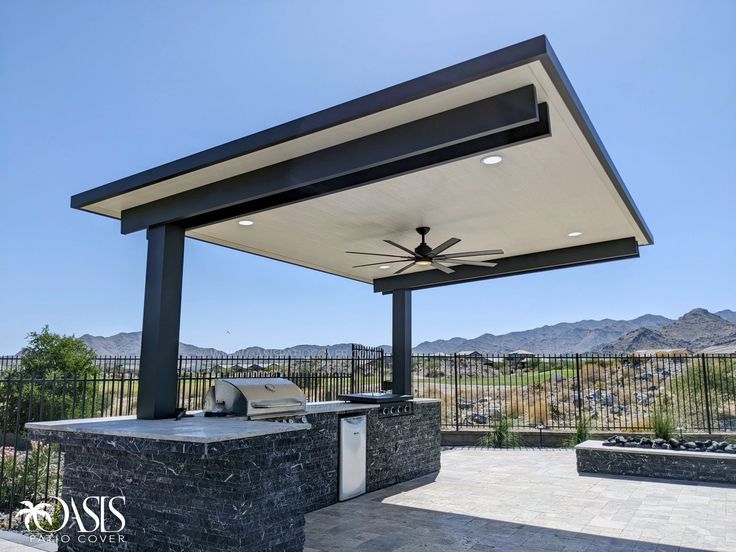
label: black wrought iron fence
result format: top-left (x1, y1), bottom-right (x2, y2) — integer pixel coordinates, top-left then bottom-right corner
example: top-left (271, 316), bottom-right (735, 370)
top-left (0, 351), bottom-right (734, 528)
top-left (410, 353), bottom-right (736, 434)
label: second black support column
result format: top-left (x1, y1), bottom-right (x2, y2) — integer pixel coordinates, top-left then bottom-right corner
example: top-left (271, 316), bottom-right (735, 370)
top-left (392, 289), bottom-right (412, 396)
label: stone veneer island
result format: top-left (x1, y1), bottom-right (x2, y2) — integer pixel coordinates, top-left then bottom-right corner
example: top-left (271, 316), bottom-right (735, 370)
top-left (27, 399), bottom-right (440, 552)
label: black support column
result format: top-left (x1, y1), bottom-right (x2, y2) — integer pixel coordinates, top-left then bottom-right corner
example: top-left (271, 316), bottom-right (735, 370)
top-left (137, 224), bottom-right (185, 419)
top-left (391, 289), bottom-right (412, 396)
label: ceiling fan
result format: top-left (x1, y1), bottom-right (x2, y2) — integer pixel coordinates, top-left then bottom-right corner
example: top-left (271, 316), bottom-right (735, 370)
top-left (347, 227), bottom-right (504, 275)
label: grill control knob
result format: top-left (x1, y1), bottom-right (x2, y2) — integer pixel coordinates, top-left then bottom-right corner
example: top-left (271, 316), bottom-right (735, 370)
top-left (403, 406), bottom-right (410, 413)
top-left (390, 407), bottom-right (396, 414)
top-left (382, 408), bottom-right (390, 415)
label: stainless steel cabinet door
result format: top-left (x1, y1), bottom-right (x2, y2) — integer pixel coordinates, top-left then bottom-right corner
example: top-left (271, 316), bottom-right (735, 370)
top-left (339, 415), bottom-right (367, 500)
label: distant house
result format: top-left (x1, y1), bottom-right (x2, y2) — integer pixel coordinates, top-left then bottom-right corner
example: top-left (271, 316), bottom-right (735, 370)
top-left (457, 351), bottom-right (483, 358)
top-left (505, 349), bottom-right (536, 367)
top-left (506, 349), bottom-right (536, 360)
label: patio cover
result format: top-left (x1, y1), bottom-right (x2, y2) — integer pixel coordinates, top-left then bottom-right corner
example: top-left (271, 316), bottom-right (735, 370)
top-left (71, 36), bottom-right (652, 418)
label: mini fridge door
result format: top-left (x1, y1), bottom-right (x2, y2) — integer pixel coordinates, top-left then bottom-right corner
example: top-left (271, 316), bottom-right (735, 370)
top-left (339, 415), bottom-right (367, 501)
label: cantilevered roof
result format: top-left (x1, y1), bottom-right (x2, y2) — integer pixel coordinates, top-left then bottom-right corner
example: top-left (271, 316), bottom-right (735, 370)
top-left (72, 36), bottom-right (651, 292)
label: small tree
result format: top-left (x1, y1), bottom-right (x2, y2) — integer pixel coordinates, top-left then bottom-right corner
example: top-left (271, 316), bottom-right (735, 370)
top-left (1, 327), bottom-right (100, 428)
top-left (18, 326), bottom-right (97, 380)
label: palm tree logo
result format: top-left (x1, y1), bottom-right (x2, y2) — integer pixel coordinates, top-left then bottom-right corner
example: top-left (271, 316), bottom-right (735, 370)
top-left (16, 500), bottom-right (53, 531)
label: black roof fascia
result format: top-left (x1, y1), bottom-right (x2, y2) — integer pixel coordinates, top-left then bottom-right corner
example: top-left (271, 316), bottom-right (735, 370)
top-left (373, 238), bottom-right (639, 294)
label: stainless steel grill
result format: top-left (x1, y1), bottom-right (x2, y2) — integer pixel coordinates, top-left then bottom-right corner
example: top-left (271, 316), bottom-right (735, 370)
top-left (204, 378), bottom-right (307, 419)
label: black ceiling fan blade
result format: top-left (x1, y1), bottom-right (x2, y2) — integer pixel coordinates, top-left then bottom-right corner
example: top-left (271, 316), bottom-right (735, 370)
top-left (431, 261), bottom-right (454, 274)
top-left (435, 249), bottom-right (504, 259)
top-left (448, 259), bottom-right (498, 268)
top-left (394, 262), bottom-right (416, 275)
top-left (346, 251), bottom-right (412, 259)
top-left (383, 240), bottom-right (416, 256)
top-left (429, 237), bottom-right (461, 256)
top-left (352, 259), bottom-right (412, 268)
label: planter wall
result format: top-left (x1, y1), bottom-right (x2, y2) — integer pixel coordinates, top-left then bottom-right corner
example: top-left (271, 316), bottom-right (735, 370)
top-left (575, 440), bottom-right (736, 484)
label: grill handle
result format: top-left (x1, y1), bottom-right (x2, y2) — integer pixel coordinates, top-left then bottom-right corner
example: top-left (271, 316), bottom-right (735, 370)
top-left (250, 400), bottom-right (305, 409)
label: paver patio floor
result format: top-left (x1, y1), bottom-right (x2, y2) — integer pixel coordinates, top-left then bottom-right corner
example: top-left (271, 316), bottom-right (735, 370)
top-left (304, 448), bottom-right (736, 552)
top-left (1, 448), bottom-right (733, 551)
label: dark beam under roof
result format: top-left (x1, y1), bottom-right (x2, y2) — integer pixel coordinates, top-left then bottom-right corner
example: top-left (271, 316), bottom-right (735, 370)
top-left (373, 238), bottom-right (639, 293)
top-left (120, 86), bottom-right (542, 234)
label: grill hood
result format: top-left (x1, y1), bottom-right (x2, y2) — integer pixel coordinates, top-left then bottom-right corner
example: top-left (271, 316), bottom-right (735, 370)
top-left (207, 378), bottom-right (307, 419)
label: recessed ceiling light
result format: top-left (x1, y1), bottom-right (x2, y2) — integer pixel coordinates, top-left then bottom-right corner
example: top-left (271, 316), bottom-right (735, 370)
top-left (567, 231), bottom-right (582, 237)
top-left (379, 265), bottom-right (391, 269)
top-left (238, 220), bottom-right (254, 226)
top-left (481, 155), bottom-right (503, 165)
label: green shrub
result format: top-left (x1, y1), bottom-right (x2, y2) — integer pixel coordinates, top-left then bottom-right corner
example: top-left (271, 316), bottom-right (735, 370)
top-left (478, 415), bottom-right (520, 448)
top-left (563, 416), bottom-right (591, 447)
top-left (0, 442), bottom-right (62, 511)
top-left (650, 406), bottom-right (676, 440)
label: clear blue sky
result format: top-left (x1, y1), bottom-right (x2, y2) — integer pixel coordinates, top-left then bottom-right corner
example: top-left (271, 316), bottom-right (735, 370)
top-left (1, 1), bottom-right (734, 354)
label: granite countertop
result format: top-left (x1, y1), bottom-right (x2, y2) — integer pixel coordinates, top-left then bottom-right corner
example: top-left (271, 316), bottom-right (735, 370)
top-left (409, 398), bottom-right (441, 403)
top-left (26, 399), bottom-right (439, 444)
top-left (26, 414), bottom-right (311, 444)
top-left (306, 399), bottom-right (439, 413)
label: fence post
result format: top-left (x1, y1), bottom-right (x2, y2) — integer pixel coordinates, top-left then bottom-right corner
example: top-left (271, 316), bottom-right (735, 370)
top-left (350, 346), bottom-right (356, 394)
top-left (287, 356), bottom-right (292, 379)
top-left (575, 353), bottom-right (583, 423)
top-left (381, 349), bottom-right (386, 392)
top-left (701, 353), bottom-right (713, 434)
top-left (454, 353), bottom-right (460, 432)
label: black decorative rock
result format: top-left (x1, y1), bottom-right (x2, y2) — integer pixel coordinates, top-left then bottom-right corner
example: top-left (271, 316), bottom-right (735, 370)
top-left (598, 435), bottom-right (736, 456)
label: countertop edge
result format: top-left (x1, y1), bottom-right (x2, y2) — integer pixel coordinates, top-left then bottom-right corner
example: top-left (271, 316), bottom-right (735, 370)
top-left (26, 418), bottom-right (312, 444)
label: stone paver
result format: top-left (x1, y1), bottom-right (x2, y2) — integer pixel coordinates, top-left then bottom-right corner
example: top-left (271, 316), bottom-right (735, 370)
top-left (305, 448), bottom-right (736, 552)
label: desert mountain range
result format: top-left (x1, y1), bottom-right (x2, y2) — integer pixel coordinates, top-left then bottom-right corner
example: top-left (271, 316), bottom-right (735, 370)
top-left (67, 308), bottom-right (736, 357)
